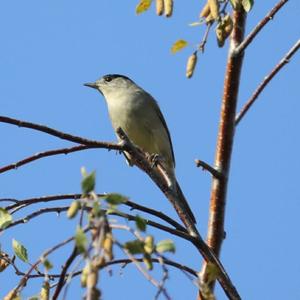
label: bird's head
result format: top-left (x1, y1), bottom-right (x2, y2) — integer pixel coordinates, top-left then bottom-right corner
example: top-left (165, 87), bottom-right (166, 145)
top-left (84, 74), bottom-right (135, 99)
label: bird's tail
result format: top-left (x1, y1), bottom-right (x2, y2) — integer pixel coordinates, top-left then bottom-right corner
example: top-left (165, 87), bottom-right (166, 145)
top-left (175, 181), bottom-right (199, 237)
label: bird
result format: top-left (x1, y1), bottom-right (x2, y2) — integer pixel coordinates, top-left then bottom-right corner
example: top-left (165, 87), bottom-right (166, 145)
top-left (84, 74), bottom-right (198, 236)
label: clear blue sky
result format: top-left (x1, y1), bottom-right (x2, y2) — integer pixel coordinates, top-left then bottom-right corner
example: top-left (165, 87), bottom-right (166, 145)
top-left (1, 1), bottom-right (300, 299)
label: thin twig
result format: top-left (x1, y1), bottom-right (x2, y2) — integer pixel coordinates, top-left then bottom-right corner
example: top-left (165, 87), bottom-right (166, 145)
top-left (5, 194), bottom-right (90, 211)
top-left (233, 0), bottom-right (289, 55)
top-left (124, 198), bottom-right (187, 232)
top-left (154, 256), bottom-right (170, 300)
top-left (195, 159), bottom-right (223, 179)
top-left (198, 22), bottom-right (212, 53)
top-left (235, 39), bottom-right (300, 125)
top-left (6, 195), bottom-right (86, 211)
top-left (52, 247), bottom-right (78, 300)
top-left (0, 198), bottom-right (19, 203)
top-left (0, 145), bottom-right (98, 174)
top-left (0, 115), bottom-right (123, 150)
top-left (2, 206), bottom-right (69, 232)
top-left (115, 240), bottom-right (172, 300)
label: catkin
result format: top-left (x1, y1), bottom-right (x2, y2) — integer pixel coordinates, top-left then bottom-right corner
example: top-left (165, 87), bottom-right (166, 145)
top-left (200, 2), bottom-right (210, 18)
top-left (186, 52), bottom-right (197, 78)
top-left (208, 0), bottom-right (219, 20)
top-left (67, 200), bottom-right (80, 219)
top-left (40, 281), bottom-right (50, 300)
top-left (103, 232), bottom-right (114, 260)
top-left (156, 0), bottom-right (164, 16)
top-left (164, 0), bottom-right (173, 17)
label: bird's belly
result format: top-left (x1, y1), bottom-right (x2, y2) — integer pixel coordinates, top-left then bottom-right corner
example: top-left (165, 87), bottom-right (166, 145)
top-left (111, 110), bottom-right (155, 154)
top-left (108, 100), bottom-right (174, 172)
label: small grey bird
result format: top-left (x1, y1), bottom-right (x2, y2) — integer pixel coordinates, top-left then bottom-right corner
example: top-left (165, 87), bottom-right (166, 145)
top-left (84, 74), bottom-right (197, 234)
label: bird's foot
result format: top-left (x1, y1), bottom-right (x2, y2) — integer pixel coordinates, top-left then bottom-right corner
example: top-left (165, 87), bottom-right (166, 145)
top-left (147, 153), bottom-right (164, 168)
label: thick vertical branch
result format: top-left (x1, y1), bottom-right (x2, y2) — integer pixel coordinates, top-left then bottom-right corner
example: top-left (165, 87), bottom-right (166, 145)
top-left (199, 8), bottom-right (247, 297)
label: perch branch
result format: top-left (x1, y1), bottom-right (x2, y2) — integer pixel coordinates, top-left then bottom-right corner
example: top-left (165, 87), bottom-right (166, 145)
top-left (0, 115), bottom-right (123, 150)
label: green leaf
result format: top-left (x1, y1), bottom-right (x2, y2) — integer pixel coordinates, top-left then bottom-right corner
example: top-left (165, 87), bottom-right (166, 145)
top-left (241, 0), bottom-right (254, 12)
top-left (136, 0), bottom-right (152, 15)
top-left (124, 239), bottom-right (145, 254)
top-left (43, 259), bottom-right (53, 270)
top-left (171, 39), bottom-right (188, 54)
top-left (12, 239), bottom-right (28, 263)
top-left (0, 208), bottom-right (12, 229)
top-left (75, 226), bottom-right (87, 254)
top-left (28, 296), bottom-right (39, 300)
top-left (156, 239), bottom-right (175, 253)
top-left (135, 215), bottom-right (147, 232)
top-left (104, 193), bottom-right (127, 205)
top-left (81, 168), bottom-right (96, 194)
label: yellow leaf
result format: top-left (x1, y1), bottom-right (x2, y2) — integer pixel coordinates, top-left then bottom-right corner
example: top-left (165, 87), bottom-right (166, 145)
top-left (171, 39), bottom-right (188, 54)
top-left (136, 0), bottom-right (152, 15)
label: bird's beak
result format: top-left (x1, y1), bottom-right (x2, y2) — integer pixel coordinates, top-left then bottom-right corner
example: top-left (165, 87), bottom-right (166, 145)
top-left (84, 82), bottom-right (98, 89)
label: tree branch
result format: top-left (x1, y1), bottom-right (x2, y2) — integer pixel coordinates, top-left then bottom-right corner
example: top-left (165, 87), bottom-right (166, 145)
top-left (235, 39), bottom-right (300, 125)
top-left (2, 206), bottom-right (69, 232)
top-left (0, 115), bottom-right (123, 150)
top-left (123, 198), bottom-right (187, 232)
top-left (5, 194), bottom-right (84, 211)
top-left (0, 145), bottom-right (98, 174)
top-left (195, 159), bottom-right (223, 179)
top-left (52, 247), bottom-right (78, 300)
top-left (199, 8), bottom-right (247, 299)
top-left (233, 0), bottom-right (289, 56)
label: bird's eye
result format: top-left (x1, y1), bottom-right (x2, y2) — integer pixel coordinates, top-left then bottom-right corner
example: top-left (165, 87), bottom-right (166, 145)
top-left (104, 76), bottom-right (113, 82)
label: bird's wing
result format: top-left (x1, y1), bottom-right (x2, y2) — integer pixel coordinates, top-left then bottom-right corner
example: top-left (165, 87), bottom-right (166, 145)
top-left (149, 94), bottom-right (176, 167)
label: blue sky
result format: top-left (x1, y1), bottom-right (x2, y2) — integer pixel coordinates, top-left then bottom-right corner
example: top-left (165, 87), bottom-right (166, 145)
top-left (1, 1), bottom-right (300, 299)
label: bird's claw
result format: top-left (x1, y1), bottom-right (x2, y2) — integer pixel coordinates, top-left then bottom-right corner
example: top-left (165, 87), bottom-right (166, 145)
top-left (147, 153), bottom-right (163, 168)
